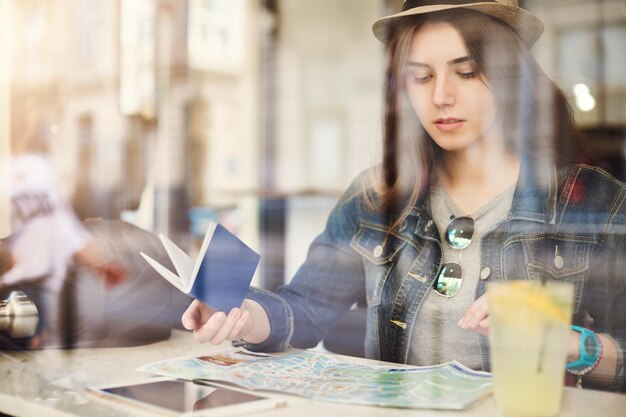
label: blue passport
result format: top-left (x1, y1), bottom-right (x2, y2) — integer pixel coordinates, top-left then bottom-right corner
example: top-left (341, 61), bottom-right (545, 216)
top-left (140, 222), bottom-right (260, 312)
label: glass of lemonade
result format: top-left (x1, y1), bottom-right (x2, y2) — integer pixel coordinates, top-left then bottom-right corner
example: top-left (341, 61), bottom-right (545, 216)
top-left (488, 280), bottom-right (574, 417)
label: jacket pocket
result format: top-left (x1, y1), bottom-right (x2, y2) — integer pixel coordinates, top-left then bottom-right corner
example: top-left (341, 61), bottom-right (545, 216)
top-left (351, 220), bottom-right (408, 307)
top-left (521, 236), bottom-right (598, 311)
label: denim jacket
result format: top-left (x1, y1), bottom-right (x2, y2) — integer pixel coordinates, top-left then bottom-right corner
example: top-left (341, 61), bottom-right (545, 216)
top-left (246, 162), bottom-right (626, 391)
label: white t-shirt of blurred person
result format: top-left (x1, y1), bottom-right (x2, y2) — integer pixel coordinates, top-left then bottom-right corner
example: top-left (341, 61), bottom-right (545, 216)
top-left (2, 153), bottom-right (89, 293)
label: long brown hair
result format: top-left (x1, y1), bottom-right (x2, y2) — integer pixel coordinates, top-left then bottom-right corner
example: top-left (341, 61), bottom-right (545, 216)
top-left (374, 9), bottom-right (584, 229)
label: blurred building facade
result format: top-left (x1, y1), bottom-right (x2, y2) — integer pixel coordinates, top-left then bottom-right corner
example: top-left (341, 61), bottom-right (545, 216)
top-left (5, 0), bottom-right (626, 287)
top-left (10, 0), bottom-right (263, 250)
top-left (527, 0), bottom-right (626, 180)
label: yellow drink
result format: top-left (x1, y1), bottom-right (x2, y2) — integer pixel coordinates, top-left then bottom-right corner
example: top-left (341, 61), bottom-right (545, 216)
top-left (488, 281), bottom-right (574, 417)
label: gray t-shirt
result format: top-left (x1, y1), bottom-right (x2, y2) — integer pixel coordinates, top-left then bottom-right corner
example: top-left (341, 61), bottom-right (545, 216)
top-left (408, 181), bottom-right (514, 369)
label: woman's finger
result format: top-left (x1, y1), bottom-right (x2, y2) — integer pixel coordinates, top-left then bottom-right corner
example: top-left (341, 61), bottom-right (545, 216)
top-left (193, 311), bottom-right (227, 344)
top-left (182, 300), bottom-right (216, 330)
top-left (227, 310), bottom-right (251, 341)
top-left (182, 300), bottom-right (203, 330)
top-left (209, 308), bottom-right (242, 344)
top-left (458, 294), bottom-right (489, 328)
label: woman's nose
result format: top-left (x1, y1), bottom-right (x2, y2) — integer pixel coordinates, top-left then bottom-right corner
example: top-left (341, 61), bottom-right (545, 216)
top-left (433, 76), bottom-right (455, 108)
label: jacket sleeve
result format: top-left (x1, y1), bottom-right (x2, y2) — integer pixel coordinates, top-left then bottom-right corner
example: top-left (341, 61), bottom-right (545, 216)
top-left (243, 176), bottom-right (369, 352)
top-left (583, 189), bottom-right (626, 392)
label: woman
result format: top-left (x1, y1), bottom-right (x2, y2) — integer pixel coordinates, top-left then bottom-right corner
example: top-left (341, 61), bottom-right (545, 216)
top-left (182, 0), bottom-right (626, 391)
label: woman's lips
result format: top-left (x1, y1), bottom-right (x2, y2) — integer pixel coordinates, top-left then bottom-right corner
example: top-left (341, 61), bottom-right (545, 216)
top-left (434, 118), bottom-right (465, 132)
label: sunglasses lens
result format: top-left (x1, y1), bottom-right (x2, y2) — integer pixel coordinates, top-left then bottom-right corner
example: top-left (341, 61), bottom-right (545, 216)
top-left (435, 262), bottom-right (462, 297)
top-left (445, 216), bottom-right (474, 250)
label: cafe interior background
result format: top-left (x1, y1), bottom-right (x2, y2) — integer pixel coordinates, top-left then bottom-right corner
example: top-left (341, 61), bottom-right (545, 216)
top-left (0, 0), bottom-right (625, 351)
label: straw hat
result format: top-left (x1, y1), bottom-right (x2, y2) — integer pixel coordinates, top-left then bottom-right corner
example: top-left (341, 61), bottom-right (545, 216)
top-left (372, 0), bottom-right (544, 47)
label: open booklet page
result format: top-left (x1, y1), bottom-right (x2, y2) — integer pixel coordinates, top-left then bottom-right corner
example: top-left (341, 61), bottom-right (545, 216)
top-left (140, 222), bottom-right (260, 311)
top-left (138, 349), bottom-right (493, 410)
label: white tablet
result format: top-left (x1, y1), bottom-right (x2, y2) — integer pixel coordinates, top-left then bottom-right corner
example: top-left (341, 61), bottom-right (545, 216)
top-left (89, 377), bottom-right (286, 417)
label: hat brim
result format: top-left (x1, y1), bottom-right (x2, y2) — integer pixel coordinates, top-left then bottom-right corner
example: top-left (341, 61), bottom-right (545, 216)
top-left (372, 3), bottom-right (544, 47)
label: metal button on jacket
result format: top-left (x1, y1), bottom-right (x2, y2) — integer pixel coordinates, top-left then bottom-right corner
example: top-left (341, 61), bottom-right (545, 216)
top-left (480, 267), bottom-right (491, 280)
top-left (554, 255), bottom-right (564, 269)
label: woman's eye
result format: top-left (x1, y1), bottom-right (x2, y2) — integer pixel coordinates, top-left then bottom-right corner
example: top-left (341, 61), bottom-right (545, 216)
top-left (457, 71), bottom-right (476, 79)
top-left (408, 73), bottom-right (431, 83)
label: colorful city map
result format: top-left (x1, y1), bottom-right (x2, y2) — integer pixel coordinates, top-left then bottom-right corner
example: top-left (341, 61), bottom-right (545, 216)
top-left (138, 349), bottom-right (493, 409)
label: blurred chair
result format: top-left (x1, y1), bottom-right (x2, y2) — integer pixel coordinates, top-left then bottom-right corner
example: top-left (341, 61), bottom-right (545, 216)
top-left (60, 219), bottom-right (192, 348)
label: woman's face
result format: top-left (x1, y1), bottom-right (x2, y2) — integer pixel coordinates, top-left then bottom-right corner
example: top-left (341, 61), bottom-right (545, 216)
top-left (404, 22), bottom-right (502, 153)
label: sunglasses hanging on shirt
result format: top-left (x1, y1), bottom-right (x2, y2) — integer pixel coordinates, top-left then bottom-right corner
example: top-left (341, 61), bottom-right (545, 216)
top-left (434, 216), bottom-right (475, 297)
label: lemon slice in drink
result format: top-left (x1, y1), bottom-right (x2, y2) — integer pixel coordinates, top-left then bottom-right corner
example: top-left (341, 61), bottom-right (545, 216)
top-left (490, 281), bottom-right (570, 324)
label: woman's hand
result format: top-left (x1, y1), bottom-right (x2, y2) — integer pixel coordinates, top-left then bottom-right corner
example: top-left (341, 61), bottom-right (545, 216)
top-left (73, 243), bottom-right (127, 288)
top-left (182, 300), bottom-right (258, 344)
top-left (91, 261), bottom-right (127, 288)
top-left (458, 293), bottom-right (490, 336)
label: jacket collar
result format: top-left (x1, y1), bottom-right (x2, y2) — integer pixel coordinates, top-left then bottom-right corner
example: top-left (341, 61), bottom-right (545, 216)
top-left (508, 154), bottom-right (558, 223)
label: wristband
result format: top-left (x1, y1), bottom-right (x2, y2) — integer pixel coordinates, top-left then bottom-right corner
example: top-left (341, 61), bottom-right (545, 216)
top-left (566, 325), bottom-right (603, 388)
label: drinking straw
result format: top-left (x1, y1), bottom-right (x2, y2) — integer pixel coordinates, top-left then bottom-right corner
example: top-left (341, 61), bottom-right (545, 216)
top-left (537, 273), bottom-right (549, 373)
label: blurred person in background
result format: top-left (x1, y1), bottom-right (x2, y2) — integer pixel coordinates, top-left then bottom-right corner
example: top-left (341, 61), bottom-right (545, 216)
top-left (0, 95), bottom-right (126, 349)
top-left (0, 240), bottom-right (13, 276)
top-left (182, 0), bottom-right (626, 392)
